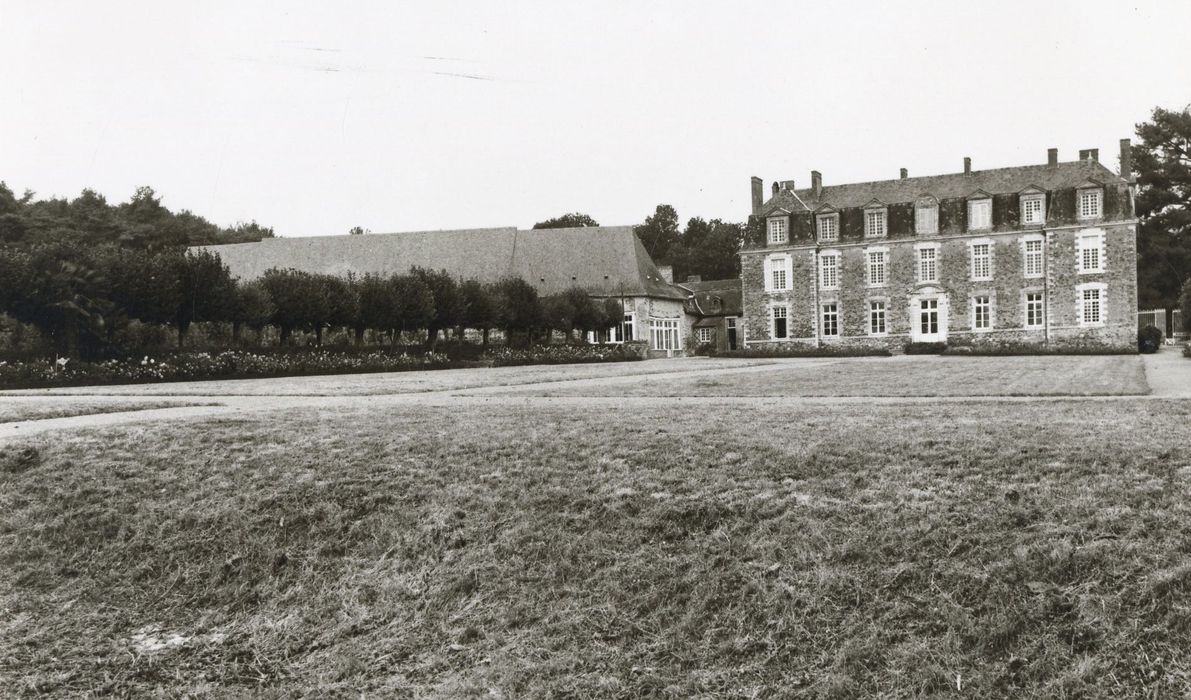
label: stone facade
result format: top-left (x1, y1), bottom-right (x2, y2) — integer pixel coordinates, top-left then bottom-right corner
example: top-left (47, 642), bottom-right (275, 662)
top-left (741, 145), bottom-right (1139, 353)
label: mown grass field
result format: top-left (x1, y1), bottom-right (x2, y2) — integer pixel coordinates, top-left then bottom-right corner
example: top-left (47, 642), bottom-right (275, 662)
top-left (0, 400), bottom-right (211, 424)
top-left (3, 393), bottom-right (1190, 697)
top-left (509, 355), bottom-right (1150, 398)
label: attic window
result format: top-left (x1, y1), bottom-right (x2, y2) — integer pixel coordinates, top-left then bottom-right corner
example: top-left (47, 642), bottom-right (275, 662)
top-left (1022, 193), bottom-right (1046, 225)
top-left (1078, 189), bottom-right (1102, 219)
top-left (915, 197), bottom-right (939, 235)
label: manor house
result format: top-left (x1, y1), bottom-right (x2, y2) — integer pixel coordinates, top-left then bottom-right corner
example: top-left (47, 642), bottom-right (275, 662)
top-left (743, 140), bottom-right (1138, 351)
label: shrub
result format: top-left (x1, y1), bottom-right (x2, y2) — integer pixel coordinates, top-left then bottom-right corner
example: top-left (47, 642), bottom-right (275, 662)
top-left (482, 343), bottom-right (644, 367)
top-left (942, 344), bottom-right (1137, 357)
top-left (713, 345), bottom-right (891, 358)
top-left (1138, 325), bottom-right (1164, 354)
top-left (904, 342), bottom-right (947, 355)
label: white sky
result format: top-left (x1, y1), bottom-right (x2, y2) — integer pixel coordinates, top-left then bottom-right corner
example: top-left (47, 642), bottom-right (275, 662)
top-left (3, 1), bottom-right (1190, 237)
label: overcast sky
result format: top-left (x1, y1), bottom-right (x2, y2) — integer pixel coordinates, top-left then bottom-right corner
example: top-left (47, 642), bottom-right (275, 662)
top-left (3, 1), bottom-right (1189, 237)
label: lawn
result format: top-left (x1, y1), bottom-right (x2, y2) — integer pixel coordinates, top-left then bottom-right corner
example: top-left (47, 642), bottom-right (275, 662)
top-left (0, 400), bottom-right (212, 424)
top-left (2, 398), bottom-right (1190, 697)
top-left (507, 355), bottom-right (1150, 398)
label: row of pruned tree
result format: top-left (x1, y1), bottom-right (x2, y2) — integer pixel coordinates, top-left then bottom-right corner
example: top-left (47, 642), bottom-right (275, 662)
top-left (0, 243), bottom-right (627, 358)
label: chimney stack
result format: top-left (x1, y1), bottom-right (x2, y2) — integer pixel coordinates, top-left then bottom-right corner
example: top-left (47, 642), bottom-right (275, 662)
top-left (771, 182), bottom-right (779, 196)
top-left (1119, 138), bottom-right (1132, 181)
top-left (780, 179), bottom-right (796, 191)
top-left (900, 168), bottom-right (908, 179)
top-left (1047, 148), bottom-right (1058, 166)
top-left (963, 157), bottom-right (972, 175)
top-left (750, 176), bottom-right (763, 216)
top-left (1090, 148), bottom-right (1099, 163)
top-left (1079, 149), bottom-right (1090, 161)
top-left (811, 170), bottom-right (822, 200)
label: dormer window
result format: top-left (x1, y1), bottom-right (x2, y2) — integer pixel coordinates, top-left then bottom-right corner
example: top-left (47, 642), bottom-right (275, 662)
top-left (967, 198), bottom-right (992, 231)
top-left (816, 213), bottom-right (838, 242)
top-left (865, 208), bottom-right (887, 238)
top-left (915, 196), bottom-right (938, 235)
top-left (1021, 193), bottom-right (1046, 225)
top-left (1078, 189), bottom-right (1102, 219)
top-left (767, 217), bottom-right (788, 245)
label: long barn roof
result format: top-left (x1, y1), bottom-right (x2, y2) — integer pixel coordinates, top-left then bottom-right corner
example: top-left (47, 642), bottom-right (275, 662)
top-left (191, 226), bottom-right (686, 300)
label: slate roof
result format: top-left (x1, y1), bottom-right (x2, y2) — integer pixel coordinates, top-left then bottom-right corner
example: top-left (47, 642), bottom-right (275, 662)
top-left (759, 159), bottom-right (1127, 215)
top-left (192, 226), bottom-right (686, 300)
top-left (679, 278), bottom-right (742, 318)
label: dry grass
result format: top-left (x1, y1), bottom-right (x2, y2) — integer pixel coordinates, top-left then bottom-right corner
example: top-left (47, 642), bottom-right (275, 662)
top-left (2, 398), bottom-right (1190, 697)
top-left (508, 355), bottom-right (1150, 398)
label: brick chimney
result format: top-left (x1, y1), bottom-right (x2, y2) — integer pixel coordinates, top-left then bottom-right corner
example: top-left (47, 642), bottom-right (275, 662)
top-left (900, 168), bottom-right (908, 179)
top-left (1089, 148), bottom-right (1099, 163)
top-left (1119, 138), bottom-right (1133, 181)
top-left (963, 157), bottom-right (972, 175)
top-left (771, 182), bottom-right (779, 196)
top-left (1047, 148), bottom-right (1058, 166)
top-left (780, 179), bottom-right (796, 191)
top-left (657, 265), bottom-right (673, 284)
top-left (751, 176), bottom-right (763, 216)
top-left (811, 170), bottom-right (822, 200)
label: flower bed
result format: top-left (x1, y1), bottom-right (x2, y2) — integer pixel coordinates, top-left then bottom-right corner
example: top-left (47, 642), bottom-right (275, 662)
top-left (0, 350), bottom-right (455, 390)
top-left (482, 343), bottom-right (647, 367)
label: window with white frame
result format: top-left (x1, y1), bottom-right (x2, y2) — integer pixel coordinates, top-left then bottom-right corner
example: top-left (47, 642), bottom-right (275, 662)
top-left (816, 214), bottom-right (838, 242)
top-left (821, 303), bottom-right (839, 337)
top-left (918, 246), bottom-right (938, 283)
top-left (696, 327), bottom-right (713, 344)
top-left (867, 249), bottom-right (887, 287)
top-left (915, 199), bottom-right (939, 235)
top-left (970, 242), bottom-right (992, 280)
top-left (764, 255), bottom-right (793, 292)
top-left (649, 319), bottom-right (681, 350)
top-left (772, 305), bottom-right (788, 339)
top-left (819, 253), bottom-right (839, 289)
top-left (869, 301), bottom-right (887, 335)
top-left (1077, 284), bottom-right (1106, 326)
top-left (1078, 230), bottom-right (1105, 273)
top-left (1078, 189), bottom-right (1102, 219)
top-left (767, 217), bottom-right (788, 244)
top-left (1023, 237), bottom-right (1044, 278)
top-left (1025, 292), bottom-right (1045, 329)
top-left (968, 198), bottom-right (992, 230)
top-left (973, 295), bottom-right (992, 330)
top-left (1022, 194), bottom-right (1045, 225)
top-left (865, 209), bottom-right (887, 238)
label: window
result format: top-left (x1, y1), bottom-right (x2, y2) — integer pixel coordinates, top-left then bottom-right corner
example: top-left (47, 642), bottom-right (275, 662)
top-left (608, 313), bottom-right (635, 343)
top-left (915, 199), bottom-right (939, 235)
top-left (821, 303), bottom-right (839, 337)
top-left (1077, 285), bottom-right (1106, 326)
top-left (1025, 292), bottom-right (1045, 329)
top-left (1023, 238), bottom-right (1044, 278)
top-left (869, 301), bottom-right (887, 335)
top-left (816, 214), bottom-right (838, 242)
top-left (1079, 189), bottom-right (1102, 219)
top-left (772, 306), bottom-right (788, 339)
top-left (1022, 194), bottom-right (1045, 225)
top-left (767, 217), bottom-right (788, 244)
top-left (968, 199), bottom-right (991, 230)
top-left (1078, 230), bottom-right (1105, 273)
top-left (971, 242), bottom-right (992, 280)
top-left (973, 295), bottom-right (992, 330)
top-left (819, 253), bottom-right (839, 289)
top-left (696, 327), bottom-right (713, 344)
top-left (919, 299), bottom-right (940, 335)
top-left (867, 250), bottom-right (887, 287)
top-left (649, 319), bottom-right (681, 350)
top-left (764, 255), bottom-right (793, 292)
top-left (918, 247), bottom-right (938, 283)
top-left (865, 209), bottom-right (887, 238)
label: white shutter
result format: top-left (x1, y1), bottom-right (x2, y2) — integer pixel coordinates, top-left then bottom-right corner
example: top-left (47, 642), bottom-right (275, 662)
top-left (784, 257), bottom-right (794, 290)
top-left (763, 258), bottom-right (773, 292)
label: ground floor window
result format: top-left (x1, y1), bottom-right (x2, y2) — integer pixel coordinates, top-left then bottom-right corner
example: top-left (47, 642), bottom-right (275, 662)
top-left (696, 327), bottom-right (713, 344)
top-left (973, 295), bottom-right (992, 330)
top-left (920, 299), bottom-right (939, 335)
top-left (650, 319), bottom-right (680, 350)
top-left (1079, 287), bottom-right (1104, 326)
top-left (821, 303), bottom-right (839, 337)
top-left (772, 306), bottom-right (788, 339)
top-left (869, 301), bottom-right (886, 335)
top-left (1025, 293), bottom-right (1045, 328)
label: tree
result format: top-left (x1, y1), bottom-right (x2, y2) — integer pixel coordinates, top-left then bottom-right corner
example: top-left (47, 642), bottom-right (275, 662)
top-left (492, 277), bottom-right (541, 345)
top-left (260, 269), bottom-right (329, 345)
top-left (348, 226), bottom-right (369, 235)
top-left (532, 213), bottom-right (600, 229)
top-left (230, 280), bottom-right (274, 344)
top-left (0, 244), bottom-right (111, 358)
top-left (173, 251), bottom-right (236, 347)
top-left (352, 274), bottom-right (390, 344)
top-left (670, 217), bottom-right (746, 282)
top-left (1181, 278), bottom-right (1191, 333)
top-left (460, 279), bottom-right (497, 345)
top-left (1134, 106), bottom-right (1191, 310)
top-left (411, 267), bottom-right (461, 351)
top-left (634, 204), bottom-right (681, 264)
top-left (313, 274), bottom-right (356, 345)
top-left (389, 273), bottom-right (436, 343)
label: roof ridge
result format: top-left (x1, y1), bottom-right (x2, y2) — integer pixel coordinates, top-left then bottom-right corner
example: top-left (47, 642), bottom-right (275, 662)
top-left (793, 160), bottom-right (1115, 196)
